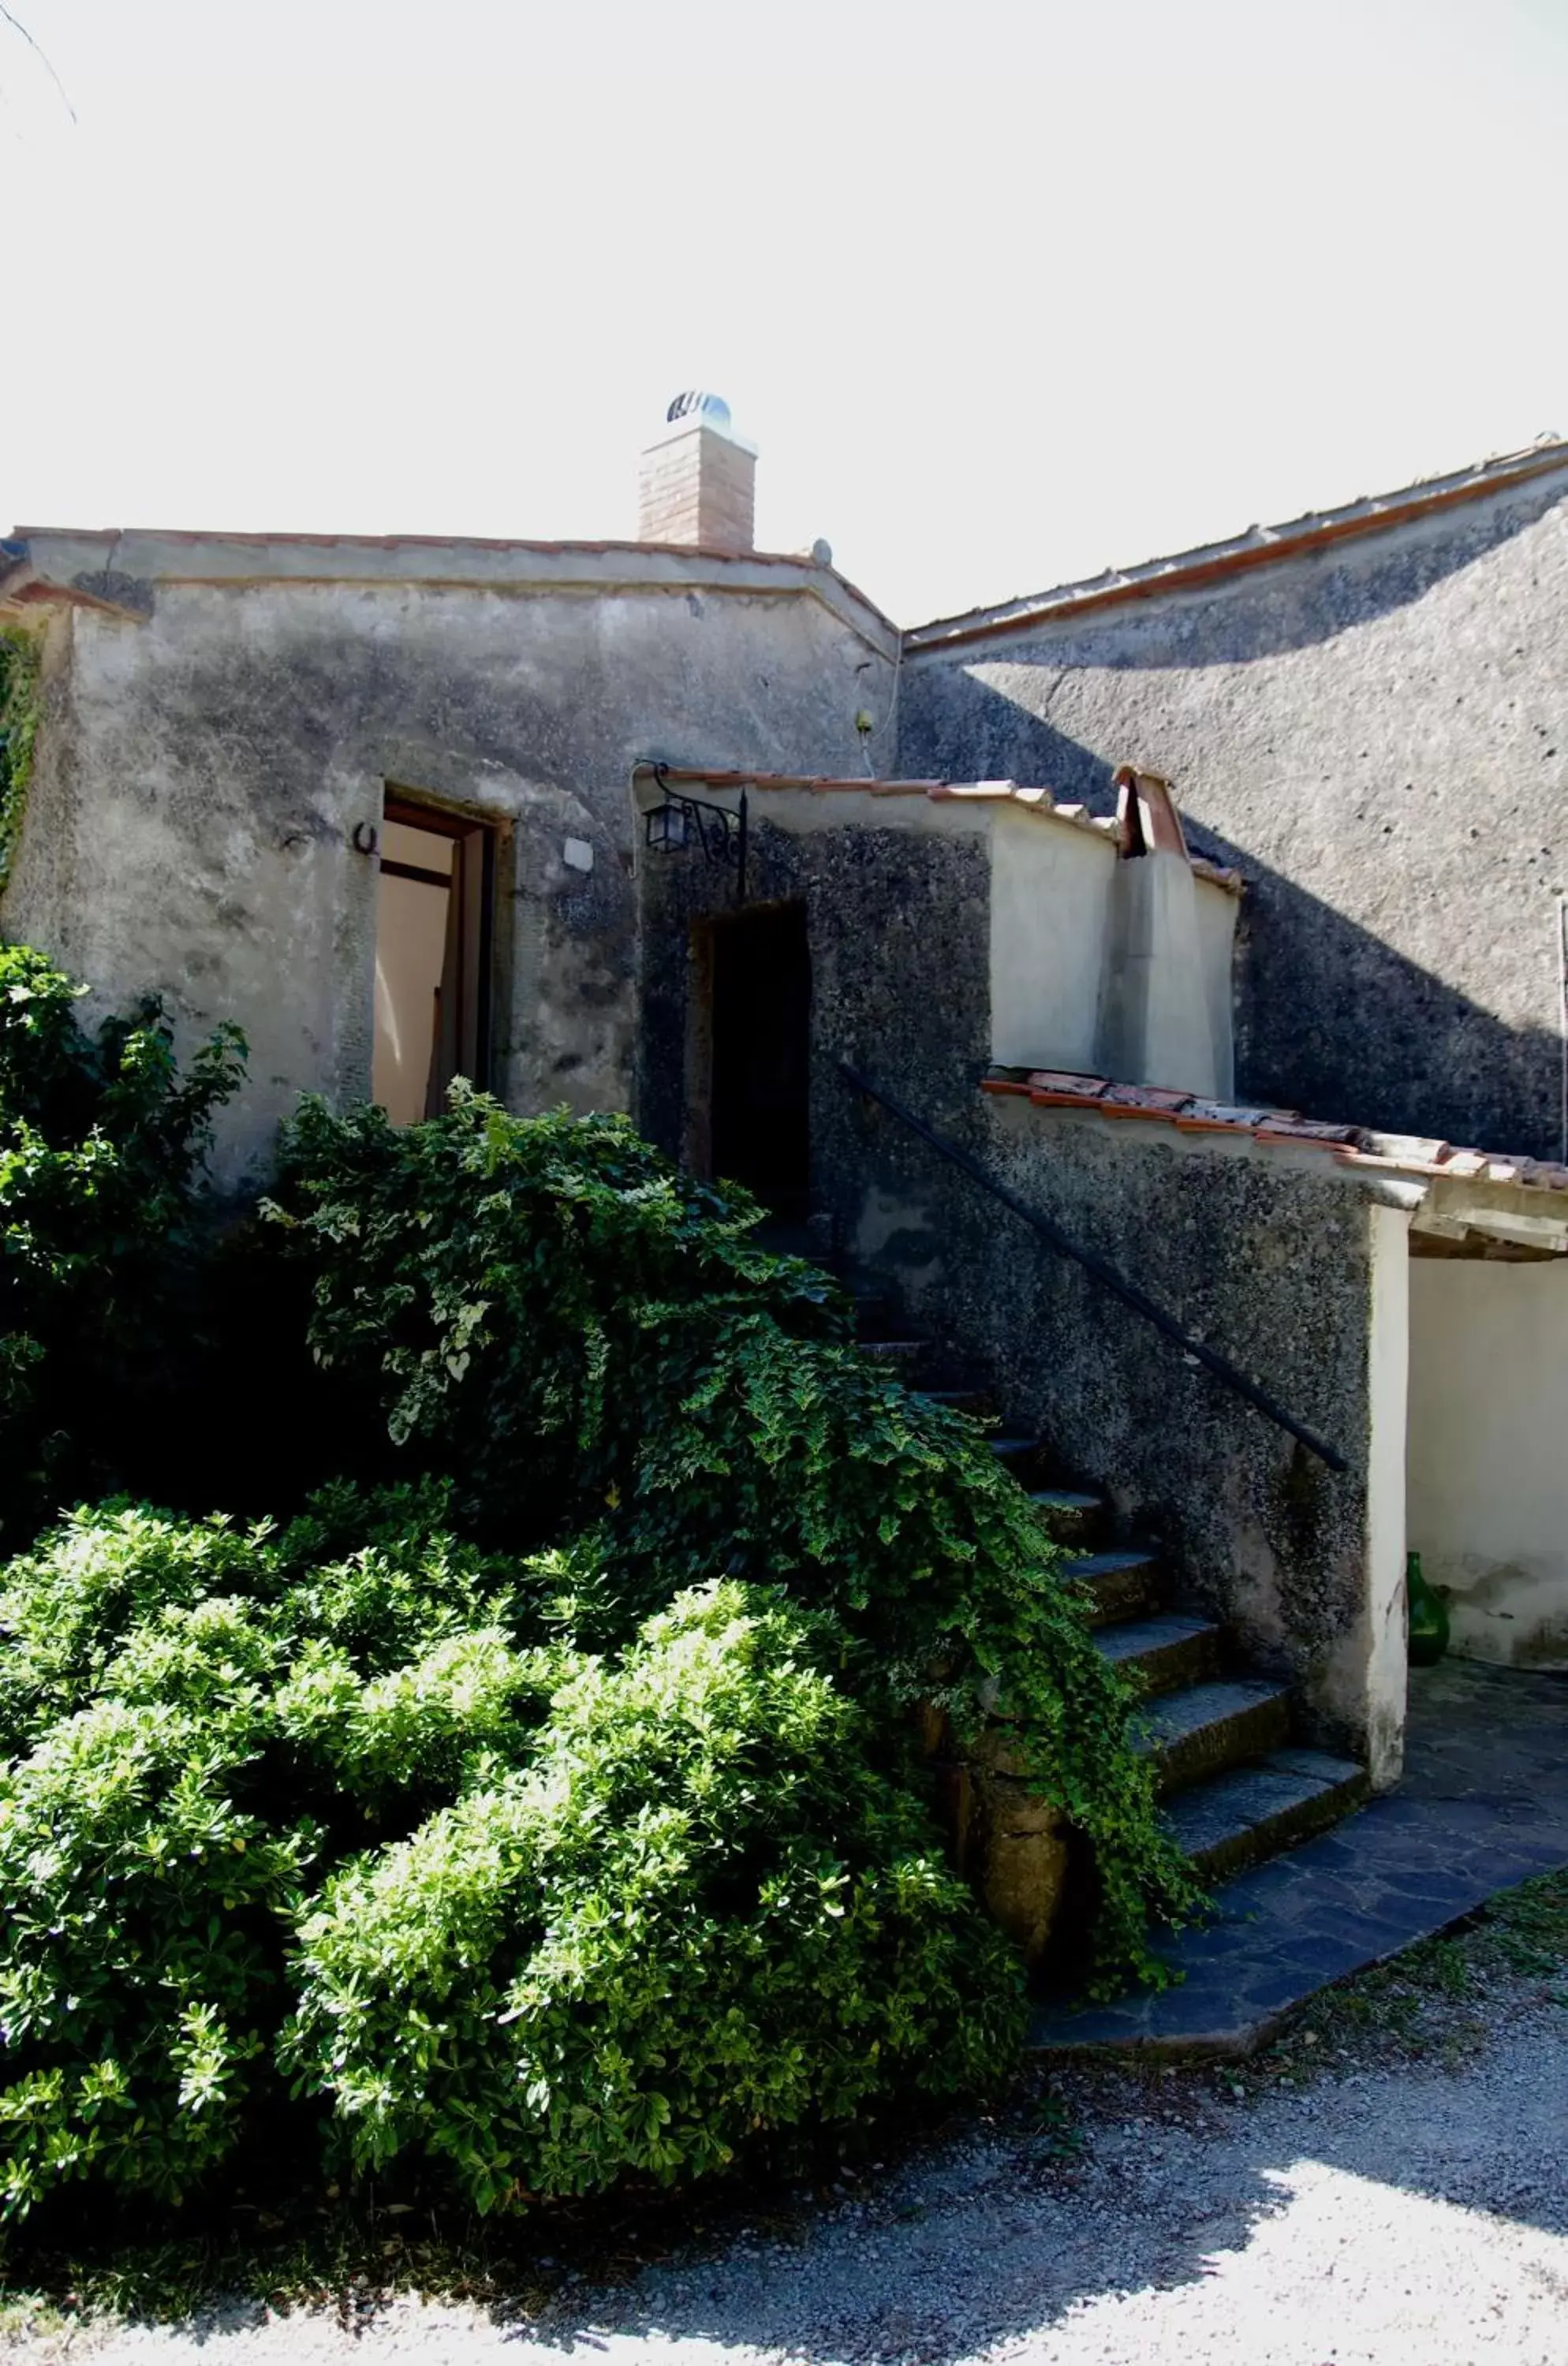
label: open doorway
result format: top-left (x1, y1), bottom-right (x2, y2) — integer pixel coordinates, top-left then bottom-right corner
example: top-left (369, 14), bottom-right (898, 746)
top-left (372, 798), bottom-right (495, 1124)
top-left (704, 901), bottom-right (812, 1218)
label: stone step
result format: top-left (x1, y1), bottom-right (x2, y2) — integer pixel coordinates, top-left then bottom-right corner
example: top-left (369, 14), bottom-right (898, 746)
top-left (1093, 1613), bottom-right (1224, 1698)
top-left (859, 1336), bottom-right (928, 1366)
top-left (991, 1435), bottom-right (1047, 1480)
top-left (917, 1383), bottom-right (995, 1416)
top-left (1162, 1748), bottom-right (1370, 1883)
top-left (1030, 1489), bottom-right (1109, 1549)
top-left (1135, 1676), bottom-right (1294, 1794)
top-left (1032, 1658), bottom-right (1568, 2058)
top-left (1056, 1546), bottom-right (1167, 1627)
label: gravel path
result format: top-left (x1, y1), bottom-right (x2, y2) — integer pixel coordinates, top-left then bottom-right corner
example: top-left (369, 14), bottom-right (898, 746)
top-left (29, 1983), bottom-right (1568, 2366)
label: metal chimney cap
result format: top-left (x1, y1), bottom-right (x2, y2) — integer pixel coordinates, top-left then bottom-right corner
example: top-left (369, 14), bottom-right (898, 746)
top-left (666, 390), bottom-right (732, 431)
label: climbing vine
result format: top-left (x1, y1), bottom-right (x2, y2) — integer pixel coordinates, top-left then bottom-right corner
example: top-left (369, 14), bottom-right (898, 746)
top-left (0, 628), bottom-right (41, 895)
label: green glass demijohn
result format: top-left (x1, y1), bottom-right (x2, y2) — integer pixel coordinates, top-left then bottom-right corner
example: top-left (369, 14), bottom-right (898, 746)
top-left (1406, 1549), bottom-right (1450, 1666)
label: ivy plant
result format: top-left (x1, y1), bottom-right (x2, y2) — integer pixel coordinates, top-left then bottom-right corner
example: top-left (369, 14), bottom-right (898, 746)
top-left (0, 944), bottom-right (246, 1544)
top-left (264, 1089), bottom-right (1200, 1987)
top-left (0, 629), bottom-right (39, 896)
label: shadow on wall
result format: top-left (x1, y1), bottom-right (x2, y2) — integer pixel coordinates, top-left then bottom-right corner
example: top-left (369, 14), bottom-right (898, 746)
top-left (898, 681), bottom-right (1122, 804)
top-left (903, 625), bottom-right (1561, 1159)
top-left (905, 466), bottom-right (1568, 702)
top-left (1223, 848), bottom-right (1564, 1159)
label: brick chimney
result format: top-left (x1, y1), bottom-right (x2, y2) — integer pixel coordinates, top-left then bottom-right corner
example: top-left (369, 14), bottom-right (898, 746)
top-left (638, 391), bottom-right (756, 554)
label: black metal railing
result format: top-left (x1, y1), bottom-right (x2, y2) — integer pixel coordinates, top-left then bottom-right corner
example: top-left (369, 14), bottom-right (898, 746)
top-left (838, 1062), bottom-right (1348, 1473)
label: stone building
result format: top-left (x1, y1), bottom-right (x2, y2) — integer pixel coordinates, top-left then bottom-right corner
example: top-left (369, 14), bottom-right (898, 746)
top-left (898, 441), bottom-right (1568, 1161)
top-left (0, 396), bottom-right (896, 1187)
top-left (6, 405), bottom-right (1568, 1931)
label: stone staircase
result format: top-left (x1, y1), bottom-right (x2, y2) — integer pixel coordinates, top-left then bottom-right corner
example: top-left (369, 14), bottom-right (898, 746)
top-left (847, 1270), bottom-right (1370, 1910)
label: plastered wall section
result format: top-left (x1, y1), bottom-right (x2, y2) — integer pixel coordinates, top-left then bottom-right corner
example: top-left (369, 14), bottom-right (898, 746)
top-left (1094, 850), bottom-right (1232, 1099)
top-left (987, 805), bottom-right (1114, 1073)
top-left (898, 467), bottom-right (1568, 1155)
top-left (2, 569), bottom-right (892, 1189)
top-left (985, 808), bottom-right (1236, 1091)
top-left (1407, 1257), bottom-right (1568, 1669)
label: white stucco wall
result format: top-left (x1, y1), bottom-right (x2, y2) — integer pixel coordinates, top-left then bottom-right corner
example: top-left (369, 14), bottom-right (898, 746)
top-left (1193, 872), bottom-right (1238, 1099)
top-left (1407, 1257), bottom-right (1568, 1669)
top-left (1096, 849), bottom-right (1226, 1099)
top-left (989, 816), bottom-right (1238, 1095)
top-left (1360, 1201), bottom-right (1410, 1787)
top-left (987, 805), bottom-right (1116, 1072)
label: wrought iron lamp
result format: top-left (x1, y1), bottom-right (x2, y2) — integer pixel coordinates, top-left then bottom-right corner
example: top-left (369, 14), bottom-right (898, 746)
top-left (642, 765), bottom-right (748, 901)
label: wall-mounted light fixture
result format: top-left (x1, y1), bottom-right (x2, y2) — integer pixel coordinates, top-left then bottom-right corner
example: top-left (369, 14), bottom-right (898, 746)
top-left (642, 763), bottom-right (748, 901)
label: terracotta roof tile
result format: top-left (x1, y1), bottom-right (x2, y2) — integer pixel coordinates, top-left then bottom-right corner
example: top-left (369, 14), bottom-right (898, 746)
top-left (1101, 1083), bottom-right (1195, 1114)
top-left (1175, 1100), bottom-right (1282, 1131)
top-left (980, 1067), bottom-right (1568, 1196)
top-left (1254, 1117), bottom-right (1362, 1145)
top-left (1025, 1069), bottom-right (1107, 1096)
top-left (1359, 1132), bottom-right (1453, 1164)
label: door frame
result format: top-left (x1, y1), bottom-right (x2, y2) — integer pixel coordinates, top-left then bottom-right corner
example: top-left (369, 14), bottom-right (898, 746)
top-left (685, 895), bottom-right (812, 1199)
top-left (380, 787), bottom-right (507, 1100)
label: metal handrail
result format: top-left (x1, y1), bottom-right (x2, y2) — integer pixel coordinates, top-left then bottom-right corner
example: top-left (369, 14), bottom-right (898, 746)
top-left (838, 1062), bottom-right (1348, 1473)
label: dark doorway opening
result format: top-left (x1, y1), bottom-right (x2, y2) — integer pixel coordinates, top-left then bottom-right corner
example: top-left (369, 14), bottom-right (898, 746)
top-left (707, 901), bottom-right (812, 1218)
top-left (373, 796), bottom-right (495, 1123)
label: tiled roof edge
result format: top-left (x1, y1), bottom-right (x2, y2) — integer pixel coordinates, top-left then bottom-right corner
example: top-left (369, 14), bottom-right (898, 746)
top-left (981, 1069), bottom-right (1568, 1192)
top-left (905, 438), bottom-right (1568, 655)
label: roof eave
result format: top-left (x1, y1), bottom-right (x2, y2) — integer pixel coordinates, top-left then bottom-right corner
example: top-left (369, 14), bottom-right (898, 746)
top-left (905, 440), bottom-right (1568, 657)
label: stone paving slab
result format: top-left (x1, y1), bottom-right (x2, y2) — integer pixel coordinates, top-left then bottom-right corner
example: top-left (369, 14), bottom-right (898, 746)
top-left (1032, 1656), bottom-right (1568, 2058)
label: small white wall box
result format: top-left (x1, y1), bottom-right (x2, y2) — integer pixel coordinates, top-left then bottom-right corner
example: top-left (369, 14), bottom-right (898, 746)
top-left (563, 838), bottom-right (594, 873)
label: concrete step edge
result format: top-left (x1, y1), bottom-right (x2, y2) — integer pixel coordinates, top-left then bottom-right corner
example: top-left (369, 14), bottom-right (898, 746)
top-left (1134, 1678), bottom-right (1295, 1791)
top-left (1062, 1546), bottom-right (1163, 1577)
top-left (1163, 1748), bottom-right (1370, 1882)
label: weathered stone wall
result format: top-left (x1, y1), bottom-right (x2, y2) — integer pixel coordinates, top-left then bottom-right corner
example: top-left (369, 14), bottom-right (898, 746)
top-left (898, 464), bottom-right (1568, 1159)
top-left (636, 801), bottom-right (994, 1181)
top-left (829, 1098), bottom-right (1402, 1777)
top-left (637, 815), bottom-right (1406, 1776)
top-left (2, 537), bottom-right (894, 1185)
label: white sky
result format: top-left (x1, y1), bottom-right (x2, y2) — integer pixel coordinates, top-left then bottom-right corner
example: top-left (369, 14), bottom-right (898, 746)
top-left (2, 0), bottom-right (1566, 624)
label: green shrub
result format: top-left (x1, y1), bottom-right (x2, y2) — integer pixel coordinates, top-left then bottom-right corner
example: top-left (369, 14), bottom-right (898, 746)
top-left (0, 1679), bottom-right (311, 2216)
top-left (0, 628), bottom-right (39, 893)
top-left (0, 1497), bottom-right (1017, 2219)
top-left (265, 1089), bottom-right (1198, 1985)
top-left (0, 944), bottom-right (245, 1544)
top-left (282, 1580), bottom-right (1025, 2211)
top-left (0, 1502), bottom-right (277, 1756)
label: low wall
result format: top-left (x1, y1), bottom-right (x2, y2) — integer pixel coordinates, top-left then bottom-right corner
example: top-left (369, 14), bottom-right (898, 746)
top-left (1407, 1257), bottom-right (1568, 1669)
top-left (818, 1095), bottom-right (1407, 1781)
